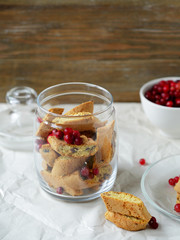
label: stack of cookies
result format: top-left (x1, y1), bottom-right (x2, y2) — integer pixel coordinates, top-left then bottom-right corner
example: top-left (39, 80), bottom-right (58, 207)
top-left (101, 191), bottom-right (152, 231)
top-left (36, 101), bottom-right (115, 196)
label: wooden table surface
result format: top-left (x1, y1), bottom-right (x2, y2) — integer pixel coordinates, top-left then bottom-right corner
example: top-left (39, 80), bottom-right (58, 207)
top-left (0, 0), bottom-right (180, 102)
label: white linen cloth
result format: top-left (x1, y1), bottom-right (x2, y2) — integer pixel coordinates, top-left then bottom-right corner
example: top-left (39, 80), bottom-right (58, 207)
top-left (0, 102), bottom-right (180, 240)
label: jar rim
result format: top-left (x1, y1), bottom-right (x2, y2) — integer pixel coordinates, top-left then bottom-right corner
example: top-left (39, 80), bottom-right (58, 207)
top-left (37, 82), bottom-right (113, 117)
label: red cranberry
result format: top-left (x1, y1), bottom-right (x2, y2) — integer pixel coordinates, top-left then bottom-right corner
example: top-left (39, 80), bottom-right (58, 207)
top-left (144, 80), bottom-right (180, 107)
top-left (145, 91), bottom-right (152, 100)
top-left (93, 168), bottom-right (99, 175)
top-left (174, 176), bottom-right (179, 184)
top-left (166, 100), bottom-right (173, 107)
top-left (155, 94), bottom-right (160, 100)
top-left (64, 128), bottom-right (73, 135)
top-left (72, 130), bottom-right (80, 138)
top-left (36, 144), bottom-right (42, 152)
top-left (64, 134), bottom-right (74, 144)
top-left (88, 172), bottom-right (94, 179)
top-left (149, 216), bottom-right (159, 229)
top-left (176, 81), bottom-right (180, 90)
top-left (170, 86), bottom-right (175, 92)
top-left (37, 117), bottom-right (43, 123)
top-left (160, 98), bottom-right (166, 105)
top-left (52, 129), bottom-right (64, 139)
top-left (56, 187), bottom-right (64, 194)
top-left (139, 158), bottom-right (146, 165)
top-left (155, 100), bottom-right (160, 105)
top-left (36, 138), bottom-right (46, 151)
top-left (163, 84), bottom-right (169, 93)
top-left (174, 203), bottom-right (180, 213)
top-left (80, 166), bottom-right (90, 178)
top-left (175, 98), bottom-right (180, 106)
top-left (159, 80), bottom-right (166, 86)
top-left (74, 137), bottom-right (83, 145)
top-left (161, 92), bottom-right (169, 100)
top-left (36, 139), bottom-right (46, 145)
top-left (168, 178), bottom-right (175, 186)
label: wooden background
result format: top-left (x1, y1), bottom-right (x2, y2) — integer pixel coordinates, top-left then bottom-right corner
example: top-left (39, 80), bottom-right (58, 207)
top-left (0, 0), bottom-right (180, 102)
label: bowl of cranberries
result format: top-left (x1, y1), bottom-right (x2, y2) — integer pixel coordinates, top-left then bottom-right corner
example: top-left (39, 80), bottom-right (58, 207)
top-left (140, 77), bottom-right (180, 138)
top-left (34, 82), bottom-right (117, 202)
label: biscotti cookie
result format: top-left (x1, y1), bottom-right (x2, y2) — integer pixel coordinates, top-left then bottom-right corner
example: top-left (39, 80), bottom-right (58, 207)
top-left (96, 120), bottom-right (115, 164)
top-left (48, 135), bottom-right (98, 158)
top-left (101, 191), bottom-right (151, 221)
top-left (51, 156), bottom-right (86, 176)
top-left (41, 170), bottom-right (98, 195)
top-left (177, 193), bottom-right (180, 203)
top-left (43, 108), bottom-right (64, 122)
top-left (52, 112), bottom-right (97, 132)
top-left (36, 122), bottom-right (53, 138)
top-left (174, 178), bottom-right (180, 192)
top-left (41, 170), bottom-right (83, 196)
top-left (41, 164), bottom-right (112, 195)
top-left (65, 101), bottom-right (94, 115)
top-left (174, 179), bottom-right (180, 203)
top-left (53, 112), bottom-right (107, 132)
top-left (105, 211), bottom-right (149, 231)
top-left (39, 144), bottom-right (59, 167)
top-left (36, 108), bottom-right (64, 138)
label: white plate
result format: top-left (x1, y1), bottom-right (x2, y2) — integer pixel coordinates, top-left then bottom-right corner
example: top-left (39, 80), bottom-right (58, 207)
top-left (141, 155), bottom-right (180, 221)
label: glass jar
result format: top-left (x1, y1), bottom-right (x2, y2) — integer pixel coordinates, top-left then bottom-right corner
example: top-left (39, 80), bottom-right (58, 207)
top-left (34, 82), bottom-right (118, 202)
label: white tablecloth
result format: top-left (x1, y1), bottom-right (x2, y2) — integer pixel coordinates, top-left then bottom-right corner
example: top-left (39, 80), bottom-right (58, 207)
top-left (1, 103), bottom-right (180, 240)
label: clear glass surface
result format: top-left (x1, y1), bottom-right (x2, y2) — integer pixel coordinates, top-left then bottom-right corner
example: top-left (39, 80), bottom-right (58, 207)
top-left (34, 82), bottom-right (118, 202)
top-left (0, 86), bottom-right (37, 150)
top-left (141, 155), bottom-right (180, 221)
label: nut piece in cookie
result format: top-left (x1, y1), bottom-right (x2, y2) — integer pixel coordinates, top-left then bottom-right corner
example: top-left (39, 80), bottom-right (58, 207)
top-left (39, 144), bottom-right (59, 167)
top-left (96, 120), bottom-right (115, 164)
top-left (65, 101), bottom-right (94, 115)
top-left (51, 156), bottom-right (86, 176)
top-left (48, 135), bottom-right (98, 158)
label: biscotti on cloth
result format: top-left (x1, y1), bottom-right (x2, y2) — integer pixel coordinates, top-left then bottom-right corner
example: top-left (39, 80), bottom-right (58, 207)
top-left (105, 211), bottom-right (149, 231)
top-left (101, 191), bottom-right (151, 231)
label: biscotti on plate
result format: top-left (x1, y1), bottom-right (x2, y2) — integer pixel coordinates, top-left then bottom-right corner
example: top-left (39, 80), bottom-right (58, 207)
top-left (101, 191), bottom-right (151, 231)
top-left (174, 178), bottom-right (180, 203)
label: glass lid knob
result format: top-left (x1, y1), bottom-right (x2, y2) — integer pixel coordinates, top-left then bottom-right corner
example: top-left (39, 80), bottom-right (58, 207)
top-left (6, 86), bottom-right (37, 105)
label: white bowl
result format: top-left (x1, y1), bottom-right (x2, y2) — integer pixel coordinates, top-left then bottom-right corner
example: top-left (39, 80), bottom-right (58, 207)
top-left (139, 76), bottom-right (180, 138)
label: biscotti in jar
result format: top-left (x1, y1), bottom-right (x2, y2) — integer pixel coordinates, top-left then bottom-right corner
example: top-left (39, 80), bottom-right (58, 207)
top-left (34, 82), bottom-right (118, 202)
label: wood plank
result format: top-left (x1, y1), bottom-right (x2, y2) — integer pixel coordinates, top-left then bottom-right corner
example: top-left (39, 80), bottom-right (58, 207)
top-left (0, 1), bottom-right (180, 102)
top-left (1, 59), bottom-right (179, 102)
